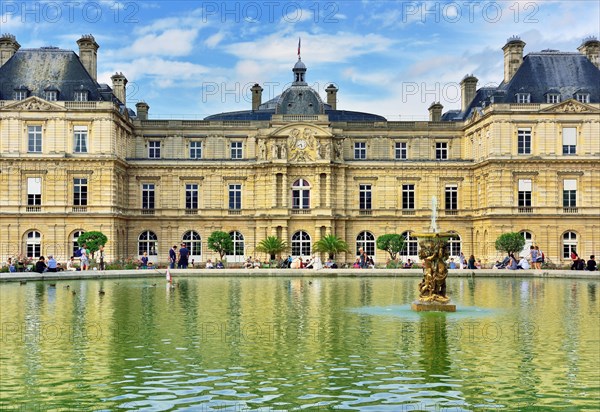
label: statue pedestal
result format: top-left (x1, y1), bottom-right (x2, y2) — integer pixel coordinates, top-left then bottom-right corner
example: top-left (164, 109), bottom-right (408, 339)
top-left (411, 300), bottom-right (456, 312)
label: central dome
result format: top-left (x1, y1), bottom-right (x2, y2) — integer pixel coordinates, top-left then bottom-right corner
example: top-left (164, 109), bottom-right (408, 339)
top-left (275, 57), bottom-right (325, 115)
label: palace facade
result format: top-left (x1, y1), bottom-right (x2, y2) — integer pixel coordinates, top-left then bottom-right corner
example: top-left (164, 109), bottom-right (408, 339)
top-left (0, 34), bottom-right (599, 266)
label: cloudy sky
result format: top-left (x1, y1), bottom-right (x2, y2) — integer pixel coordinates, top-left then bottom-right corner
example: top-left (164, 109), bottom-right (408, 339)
top-left (2, 0), bottom-right (599, 119)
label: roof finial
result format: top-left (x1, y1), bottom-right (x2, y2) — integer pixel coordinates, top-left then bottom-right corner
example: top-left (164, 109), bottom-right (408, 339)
top-left (297, 37), bottom-right (301, 59)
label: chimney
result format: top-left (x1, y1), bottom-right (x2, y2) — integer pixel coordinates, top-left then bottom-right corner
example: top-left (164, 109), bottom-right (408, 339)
top-left (460, 75), bottom-right (478, 113)
top-left (136, 101), bottom-right (149, 120)
top-left (428, 102), bottom-right (443, 121)
top-left (502, 36), bottom-right (525, 83)
top-left (111, 72), bottom-right (128, 105)
top-left (251, 83), bottom-right (263, 111)
top-left (0, 33), bottom-right (20, 67)
top-left (76, 34), bottom-right (99, 81)
top-left (325, 84), bottom-right (338, 110)
top-left (578, 36), bottom-right (600, 69)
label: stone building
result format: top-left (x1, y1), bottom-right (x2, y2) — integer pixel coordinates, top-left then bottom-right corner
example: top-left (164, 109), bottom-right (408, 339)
top-left (0, 34), bottom-right (598, 266)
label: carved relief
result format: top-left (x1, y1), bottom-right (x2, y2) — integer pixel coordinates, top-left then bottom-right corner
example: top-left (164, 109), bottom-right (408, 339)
top-left (543, 100), bottom-right (597, 113)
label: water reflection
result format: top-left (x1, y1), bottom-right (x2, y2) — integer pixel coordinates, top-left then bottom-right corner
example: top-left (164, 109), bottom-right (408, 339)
top-left (1, 277), bottom-right (598, 410)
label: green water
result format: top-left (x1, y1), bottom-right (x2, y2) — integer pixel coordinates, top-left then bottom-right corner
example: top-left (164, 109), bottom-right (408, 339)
top-left (1, 277), bottom-right (598, 411)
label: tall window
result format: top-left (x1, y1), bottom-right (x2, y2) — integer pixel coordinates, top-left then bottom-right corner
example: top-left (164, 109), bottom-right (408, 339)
top-left (400, 231), bottom-right (418, 258)
top-left (402, 184), bottom-right (415, 209)
top-left (25, 231), bottom-right (42, 258)
top-left (517, 128), bottom-right (531, 154)
top-left (435, 142), bottom-right (448, 160)
top-left (231, 141), bottom-right (243, 159)
top-left (229, 184), bottom-right (242, 209)
top-left (516, 93), bottom-right (530, 103)
top-left (563, 179), bottom-right (577, 207)
top-left (445, 185), bottom-right (457, 210)
top-left (186, 184), bottom-right (199, 209)
top-left (292, 179), bottom-right (310, 209)
top-left (395, 142), bottom-right (407, 160)
top-left (27, 177), bottom-right (42, 206)
top-left (142, 183), bottom-right (155, 209)
top-left (74, 126), bottom-right (88, 153)
top-left (28, 126), bottom-right (42, 153)
top-left (72, 230), bottom-right (84, 256)
top-left (74, 90), bottom-right (88, 101)
top-left (138, 231), bottom-right (158, 256)
top-left (148, 141), bottom-right (161, 159)
top-left (183, 230), bottom-right (202, 257)
top-left (354, 142), bottom-right (366, 159)
top-left (518, 179), bottom-right (532, 207)
top-left (73, 178), bottom-right (88, 206)
top-left (359, 184), bottom-right (372, 210)
top-left (447, 233), bottom-right (461, 256)
top-left (356, 231), bottom-right (375, 256)
top-left (228, 231), bottom-right (245, 261)
top-left (291, 231), bottom-right (311, 256)
top-left (190, 141), bottom-right (202, 159)
top-left (562, 232), bottom-right (577, 259)
top-left (562, 127), bottom-right (576, 155)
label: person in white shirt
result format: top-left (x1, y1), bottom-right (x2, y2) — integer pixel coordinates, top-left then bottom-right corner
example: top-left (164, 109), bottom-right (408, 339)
top-left (66, 256), bottom-right (77, 271)
top-left (518, 256), bottom-right (530, 270)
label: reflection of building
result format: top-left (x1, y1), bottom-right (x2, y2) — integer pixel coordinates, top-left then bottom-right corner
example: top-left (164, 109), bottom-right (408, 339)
top-left (0, 34), bottom-right (599, 265)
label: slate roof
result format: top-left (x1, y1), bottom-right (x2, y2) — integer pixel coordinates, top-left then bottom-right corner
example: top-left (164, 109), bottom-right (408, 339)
top-left (0, 47), bottom-right (120, 104)
top-left (205, 108), bottom-right (387, 122)
top-left (450, 51), bottom-right (600, 121)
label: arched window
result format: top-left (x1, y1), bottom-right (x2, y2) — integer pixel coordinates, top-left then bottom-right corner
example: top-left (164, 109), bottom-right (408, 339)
top-left (227, 231), bottom-right (245, 262)
top-left (292, 179), bottom-right (310, 209)
top-left (562, 231), bottom-right (578, 259)
top-left (399, 231), bottom-right (418, 258)
top-left (520, 231), bottom-right (533, 257)
top-left (138, 231), bottom-right (158, 256)
top-left (25, 230), bottom-right (41, 258)
top-left (291, 231), bottom-right (311, 256)
top-left (72, 230), bottom-right (85, 256)
top-left (182, 230), bottom-right (202, 257)
top-left (447, 233), bottom-right (461, 257)
top-left (356, 231), bottom-right (375, 256)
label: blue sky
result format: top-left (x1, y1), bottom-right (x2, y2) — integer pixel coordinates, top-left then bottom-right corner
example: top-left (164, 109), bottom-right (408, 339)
top-left (2, 1), bottom-right (599, 119)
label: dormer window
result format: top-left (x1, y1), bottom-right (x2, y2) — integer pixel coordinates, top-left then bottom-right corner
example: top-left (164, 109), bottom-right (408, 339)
top-left (575, 93), bottom-right (590, 104)
top-left (14, 86), bottom-right (28, 100)
top-left (74, 90), bottom-right (88, 101)
top-left (546, 93), bottom-right (560, 104)
top-left (516, 93), bottom-right (530, 103)
top-left (44, 90), bottom-right (58, 101)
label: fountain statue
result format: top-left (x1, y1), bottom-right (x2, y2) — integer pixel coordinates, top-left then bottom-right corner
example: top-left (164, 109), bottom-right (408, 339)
top-left (411, 197), bottom-right (456, 312)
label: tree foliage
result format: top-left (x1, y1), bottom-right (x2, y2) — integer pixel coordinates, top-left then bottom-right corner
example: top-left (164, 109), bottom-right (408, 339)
top-left (207, 231), bottom-right (234, 260)
top-left (255, 236), bottom-right (288, 260)
top-left (495, 232), bottom-right (526, 256)
top-left (312, 234), bottom-right (350, 259)
top-left (77, 231), bottom-right (108, 258)
top-left (376, 234), bottom-right (405, 260)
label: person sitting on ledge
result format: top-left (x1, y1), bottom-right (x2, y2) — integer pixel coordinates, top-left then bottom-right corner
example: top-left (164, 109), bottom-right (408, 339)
top-left (216, 260), bottom-right (224, 269)
top-left (507, 254), bottom-right (519, 270)
top-left (586, 255), bottom-right (597, 271)
top-left (253, 258), bottom-right (261, 269)
top-left (518, 256), bottom-right (530, 270)
top-left (206, 259), bottom-right (214, 269)
top-left (448, 258), bottom-right (456, 269)
top-left (352, 258), bottom-right (361, 268)
top-left (403, 259), bottom-right (413, 269)
top-left (243, 257), bottom-right (253, 269)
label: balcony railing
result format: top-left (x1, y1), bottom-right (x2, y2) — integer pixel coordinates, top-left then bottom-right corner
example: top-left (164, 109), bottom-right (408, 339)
top-left (444, 210), bottom-right (459, 216)
top-left (518, 207), bottom-right (533, 214)
top-left (228, 210), bottom-right (241, 215)
top-left (26, 206), bottom-right (41, 212)
top-left (359, 210), bottom-right (373, 216)
top-left (141, 209), bottom-right (155, 215)
top-left (185, 209), bottom-right (198, 215)
top-left (71, 206), bottom-right (87, 213)
top-left (402, 210), bottom-right (416, 215)
top-left (291, 209), bottom-right (311, 215)
top-left (563, 207), bottom-right (578, 214)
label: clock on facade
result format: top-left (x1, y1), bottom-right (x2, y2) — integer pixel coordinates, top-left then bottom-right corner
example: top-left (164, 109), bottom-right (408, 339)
top-left (296, 139), bottom-right (307, 150)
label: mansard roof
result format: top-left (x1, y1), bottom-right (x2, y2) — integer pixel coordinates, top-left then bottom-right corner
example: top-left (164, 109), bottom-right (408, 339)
top-left (0, 47), bottom-right (119, 103)
top-left (450, 50), bottom-right (600, 121)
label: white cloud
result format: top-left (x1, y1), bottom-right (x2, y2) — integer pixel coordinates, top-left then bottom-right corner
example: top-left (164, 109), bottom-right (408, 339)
top-left (110, 29), bottom-right (200, 58)
top-left (205, 31), bottom-right (226, 48)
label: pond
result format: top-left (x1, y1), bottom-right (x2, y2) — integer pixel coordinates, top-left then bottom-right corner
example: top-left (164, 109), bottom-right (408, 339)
top-left (1, 277), bottom-right (598, 411)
